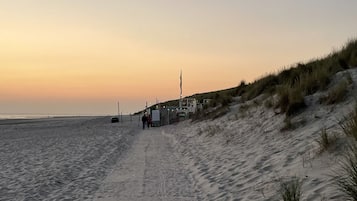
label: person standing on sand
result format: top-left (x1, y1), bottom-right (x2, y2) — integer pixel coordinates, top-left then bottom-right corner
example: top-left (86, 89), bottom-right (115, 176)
top-left (142, 114), bottom-right (148, 129)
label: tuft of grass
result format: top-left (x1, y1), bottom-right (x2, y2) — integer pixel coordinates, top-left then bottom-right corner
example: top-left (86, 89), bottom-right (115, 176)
top-left (339, 104), bottom-right (357, 141)
top-left (277, 85), bottom-right (306, 116)
top-left (243, 74), bottom-right (278, 100)
top-left (235, 80), bottom-right (247, 96)
top-left (339, 38), bottom-right (357, 67)
top-left (279, 177), bottom-right (303, 201)
top-left (333, 143), bottom-right (357, 200)
top-left (208, 92), bottom-right (233, 108)
top-left (297, 67), bottom-right (330, 95)
top-left (315, 128), bottom-right (336, 153)
top-left (221, 94), bottom-right (233, 107)
top-left (320, 79), bottom-right (349, 105)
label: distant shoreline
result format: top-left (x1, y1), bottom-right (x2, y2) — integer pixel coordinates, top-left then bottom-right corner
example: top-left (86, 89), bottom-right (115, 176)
top-left (0, 114), bottom-right (109, 120)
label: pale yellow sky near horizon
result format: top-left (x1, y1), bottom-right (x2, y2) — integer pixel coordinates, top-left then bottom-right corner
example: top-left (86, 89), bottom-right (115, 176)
top-left (1, 0), bottom-right (357, 115)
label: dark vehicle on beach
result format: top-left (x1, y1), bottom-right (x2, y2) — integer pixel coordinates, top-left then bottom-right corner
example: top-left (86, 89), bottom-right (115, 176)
top-left (111, 117), bottom-right (119, 123)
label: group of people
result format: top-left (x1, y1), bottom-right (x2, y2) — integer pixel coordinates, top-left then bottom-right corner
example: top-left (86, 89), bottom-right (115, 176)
top-left (141, 113), bottom-right (152, 129)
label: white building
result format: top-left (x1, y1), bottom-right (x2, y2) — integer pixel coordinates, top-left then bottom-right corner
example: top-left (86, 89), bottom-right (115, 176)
top-left (180, 98), bottom-right (198, 114)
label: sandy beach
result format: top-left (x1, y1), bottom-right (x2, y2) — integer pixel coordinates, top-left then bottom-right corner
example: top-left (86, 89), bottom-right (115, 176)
top-left (0, 108), bottom-right (350, 201)
top-left (0, 116), bottom-right (140, 200)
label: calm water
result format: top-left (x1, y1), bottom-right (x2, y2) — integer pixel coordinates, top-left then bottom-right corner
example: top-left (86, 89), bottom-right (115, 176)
top-left (0, 114), bottom-right (92, 120)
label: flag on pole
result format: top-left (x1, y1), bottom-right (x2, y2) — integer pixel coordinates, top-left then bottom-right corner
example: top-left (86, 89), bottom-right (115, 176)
top-left (179, 70), bottom-right (182, 110)
top-left (180, 70), bottom-right (182, 96)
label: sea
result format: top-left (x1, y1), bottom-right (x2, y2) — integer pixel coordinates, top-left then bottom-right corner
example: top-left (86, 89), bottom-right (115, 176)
top-left (0, 114), bottom-right (88, 120)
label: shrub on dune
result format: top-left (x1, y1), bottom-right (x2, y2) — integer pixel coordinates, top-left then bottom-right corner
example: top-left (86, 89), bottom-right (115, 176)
top-left (278, 177), bottom-right (303, 201)
top-left (340, 104), bottom-right (357, 141)
top-left (277, 84), bottom-right (306, 116)
top-left (298, 67), bottom-right (330, 95)
top-left (334, 143), bottom-right (357, 201)
top-left (315, 127), bottom-right (337, 153)
top-left (320, 79), bottom-right (349, 105)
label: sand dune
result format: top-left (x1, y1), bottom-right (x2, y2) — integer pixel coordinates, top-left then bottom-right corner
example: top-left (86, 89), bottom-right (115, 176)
top-left (163, 69), bottom-right (357, 200)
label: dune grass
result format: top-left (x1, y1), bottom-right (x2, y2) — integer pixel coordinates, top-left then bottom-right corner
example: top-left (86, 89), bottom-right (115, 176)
top-left (339, 104), bottom-right (357, 141)
top-left (240, 39), bottom-right (357, 116)
top-left (186, 38), bottom-right (353, 118)
top-left (151, 38), bottom-right (357, 120)
top-left (279, 177), bottom-right (303, 201)
top-left (334, 101), bottom-right (357, 200)
top-left (320, 79), bottom-right (349, 105)
top-left (320, 71), bottom-right (352, 105)
top-left (276, 84), bottom-right (306, 116)
top-left (334, 143), bottom-right (357, 201)
top-left (315, 128), bottom-right (337, 153)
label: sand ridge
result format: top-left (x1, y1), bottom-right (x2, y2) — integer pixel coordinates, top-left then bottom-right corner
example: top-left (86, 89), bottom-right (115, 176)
top-left (160, 69), bottom-right (357, 200)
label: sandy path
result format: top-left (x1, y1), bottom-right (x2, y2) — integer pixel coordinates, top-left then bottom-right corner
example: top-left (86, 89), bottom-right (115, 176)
top-left (94, 128), bottom-right (198, 201)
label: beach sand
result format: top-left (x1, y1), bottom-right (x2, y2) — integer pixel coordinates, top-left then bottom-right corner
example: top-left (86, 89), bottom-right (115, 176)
top-left (94, 128), bottom-right (197, 201)
top-left (0, 116), bottom-right (139, 200)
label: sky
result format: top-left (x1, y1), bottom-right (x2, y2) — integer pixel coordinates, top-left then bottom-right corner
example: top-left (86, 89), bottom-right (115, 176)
top-left (1, 0), bottom-right (357, 115)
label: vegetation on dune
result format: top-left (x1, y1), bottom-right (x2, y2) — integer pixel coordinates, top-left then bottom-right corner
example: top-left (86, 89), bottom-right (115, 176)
top-left (191, 38), bottom-right (357, 118)
top-left (276, 84), bottom-right (306, 116)
top-left (242, 74), bottom-right (278, 101)
top-left (320, 79), bottom-right (350, 105)
top-left (278, 177), bottom-right (303, 201)
top-left (315, 127), bottom-right (337, 153)
top-left (340, 104), bottom-right (357, 141)
top-left (334, 143), bottom-right (357, 201)
top-left (141, 39), bottom-right (357, 120)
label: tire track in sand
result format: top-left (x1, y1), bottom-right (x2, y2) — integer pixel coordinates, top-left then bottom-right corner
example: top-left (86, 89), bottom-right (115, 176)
top-left (94, 128), bottom-right (197, 201)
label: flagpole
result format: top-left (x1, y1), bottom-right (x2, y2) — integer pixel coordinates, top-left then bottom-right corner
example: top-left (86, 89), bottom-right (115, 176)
top-left (118, 101), bottom-right (120, 116)
top-left (179, 70), bottom-right (182, 110)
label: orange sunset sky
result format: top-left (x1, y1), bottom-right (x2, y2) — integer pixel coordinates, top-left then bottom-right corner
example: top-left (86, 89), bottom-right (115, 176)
top-left (1, 0), bottom-right (357, 115)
